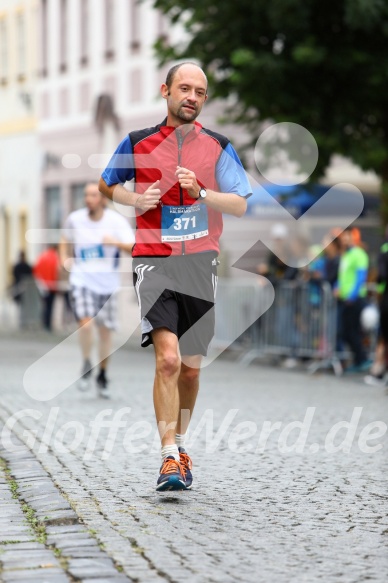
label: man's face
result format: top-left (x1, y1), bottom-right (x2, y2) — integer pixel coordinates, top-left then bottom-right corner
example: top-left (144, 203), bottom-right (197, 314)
top-left (340, 231), bottom-right (352, 249)
top-left (162, 65), bottom-right (208, 124)
top-left (85, 185), bottom-right (104, 212)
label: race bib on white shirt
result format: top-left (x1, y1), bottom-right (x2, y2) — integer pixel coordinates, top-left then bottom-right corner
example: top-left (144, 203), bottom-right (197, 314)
top-left (63, 208), bottom-right (134, 294)
top-left (80, 244), bottom-right (105, 261)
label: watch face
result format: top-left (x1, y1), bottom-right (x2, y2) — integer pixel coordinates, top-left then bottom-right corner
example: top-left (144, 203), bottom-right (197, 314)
top-left (199, 188), bottom-right (207, 199)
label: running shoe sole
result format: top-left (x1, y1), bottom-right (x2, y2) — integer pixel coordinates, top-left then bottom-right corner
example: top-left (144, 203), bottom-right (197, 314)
top-left (97, 388), bottom-right (111, 399)
top-left (96, 378), bottom-right (110, 399)
top-left (156, 476), bottom-right (187, 492)
top-left (364, 375), bottom-right (387, 387)
top-left (77, 376), bottom-right (91, 392)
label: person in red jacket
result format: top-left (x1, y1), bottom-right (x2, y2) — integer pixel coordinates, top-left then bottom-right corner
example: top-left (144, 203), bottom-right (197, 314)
top-left (33, 245), bottom-right (60, 331)
top-left (99, 62), bottom-right (251, 491)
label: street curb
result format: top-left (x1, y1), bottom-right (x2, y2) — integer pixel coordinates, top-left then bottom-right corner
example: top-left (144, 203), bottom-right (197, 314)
top-left (0, 424), bottom-right (133, 583)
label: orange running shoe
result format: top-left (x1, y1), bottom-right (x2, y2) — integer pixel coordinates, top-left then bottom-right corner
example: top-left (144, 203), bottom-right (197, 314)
top-left (156, 456), bottom-right (187, 491)
top-left (178, 447), bottom-right (193, 489)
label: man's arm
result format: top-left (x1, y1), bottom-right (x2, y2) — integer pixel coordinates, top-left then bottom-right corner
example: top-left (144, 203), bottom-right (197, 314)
top-left (102, 235), bottom-right (134, 254)
top-left (59, 236), bottom-right (73, 270)
top-left (175, 167), bottom-right (247, 217)
top-left (116, 242), bottom-right (134, 254)
top-left (99, 135), bottom-right (137, 206)
top-left (198, 188), bottom-right (247, 217)
top-left (98, 177), bottom-right (162, 212)
top-left (99, 178), bottom-right (138, 206)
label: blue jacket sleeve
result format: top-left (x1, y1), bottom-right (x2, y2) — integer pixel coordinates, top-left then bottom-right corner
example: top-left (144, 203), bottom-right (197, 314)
top-left (101, 136), bottom-right (135, 186)
top-left (348, 268), bottom-right (367, 300)
top-left (216, 143), bottom-right (252, 197)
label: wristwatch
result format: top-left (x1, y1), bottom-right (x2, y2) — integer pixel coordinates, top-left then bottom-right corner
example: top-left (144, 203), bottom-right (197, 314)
top-left (197, 187), bottom-right (207, 200)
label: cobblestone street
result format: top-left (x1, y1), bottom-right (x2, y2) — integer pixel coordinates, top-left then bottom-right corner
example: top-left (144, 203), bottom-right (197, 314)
top-left (0, 331), bottom-right (387, 583)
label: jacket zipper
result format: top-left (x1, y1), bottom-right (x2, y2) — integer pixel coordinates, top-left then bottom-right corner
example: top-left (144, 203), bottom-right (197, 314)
top-left (176, 129), bottom-right (185, 255)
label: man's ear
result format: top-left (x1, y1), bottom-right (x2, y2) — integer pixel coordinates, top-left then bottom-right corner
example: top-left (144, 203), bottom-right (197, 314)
top-left (161, 83), bottom-right (169, 99)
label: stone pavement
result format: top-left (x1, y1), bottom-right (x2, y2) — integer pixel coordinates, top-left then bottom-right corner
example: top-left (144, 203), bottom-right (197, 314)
top-left (0, 330), bottom-right (387, 583)
top-left (0, 438), bottom-right (130, 583)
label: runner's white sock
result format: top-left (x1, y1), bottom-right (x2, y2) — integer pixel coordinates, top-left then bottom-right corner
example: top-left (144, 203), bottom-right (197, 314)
top-left (175, 433), bottom-right (186, 448)
top-left (161, 444), bottom-right (180, 462)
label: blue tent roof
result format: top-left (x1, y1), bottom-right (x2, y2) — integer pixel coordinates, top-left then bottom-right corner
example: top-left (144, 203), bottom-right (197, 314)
top-left (246, 183), bottom-right (373, 218)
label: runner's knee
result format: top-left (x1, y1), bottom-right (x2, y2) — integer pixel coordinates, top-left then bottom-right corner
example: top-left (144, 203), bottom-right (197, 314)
top-left (156, 352), bottom-right (181, 378)
top-left (79, 317), bottom-right (93, 329)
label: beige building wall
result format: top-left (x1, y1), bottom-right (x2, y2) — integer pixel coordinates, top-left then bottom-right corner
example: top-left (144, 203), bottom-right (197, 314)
top-left (0, 0), bottom-right (40, 306)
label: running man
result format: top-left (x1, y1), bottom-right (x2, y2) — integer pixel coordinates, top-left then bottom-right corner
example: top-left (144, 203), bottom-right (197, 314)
top-left (59, 183), bottom-right (134, 398)
top-left (99, 62), bottom-right (251, 489)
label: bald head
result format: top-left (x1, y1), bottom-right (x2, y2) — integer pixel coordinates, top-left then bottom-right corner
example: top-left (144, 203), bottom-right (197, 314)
top-left (85, 182), bottom-right (105, 213)
top-left (165, 62), bottom-right (208, 91)
top-left (85, 182), bottom-right (101, 196)
top-left (162, 63), bottom-right (208, 126)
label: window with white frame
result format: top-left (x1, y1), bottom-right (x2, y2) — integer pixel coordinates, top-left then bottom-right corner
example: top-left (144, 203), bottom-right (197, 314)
top-left (45, 186), bottom-right (62, 229)
top-left (0, 18), bottom-right (8, 83)
top-left (104, 0), bottom-right (115, 60)
top-left (129, 0), bottom-right (141, 53)
top-left (80, 0), bottom-right (88, 66)
top-left (16, 12), bottom-right (26, 80)
top-left (59, 0), bottom-right (67, 72)
top-left (71, 184), bottom-right (86, 211)
top-left (41, 0), bottom-right (48, 76)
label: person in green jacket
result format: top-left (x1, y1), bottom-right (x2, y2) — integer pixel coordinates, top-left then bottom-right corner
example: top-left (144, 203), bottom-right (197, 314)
top-left (336, 228), bottom-right (370, 372)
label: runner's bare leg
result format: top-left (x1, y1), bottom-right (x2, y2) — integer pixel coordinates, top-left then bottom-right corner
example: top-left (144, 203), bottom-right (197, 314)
top-left (152, 328), bottom-right (181, 446)
top-left (177, 356), bottom-right (202, 435)
top-left (79, 317), bottom-right (93, 362)
top-left (98, 325), bottom-right (112, 370)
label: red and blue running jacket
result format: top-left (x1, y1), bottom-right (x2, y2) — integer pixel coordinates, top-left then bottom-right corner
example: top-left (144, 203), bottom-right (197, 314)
top-left (101, 119), bottom-right (251, 257)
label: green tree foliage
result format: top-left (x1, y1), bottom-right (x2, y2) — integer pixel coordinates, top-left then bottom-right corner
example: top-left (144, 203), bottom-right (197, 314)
top-left (154, 0), bottom-right (388, 210)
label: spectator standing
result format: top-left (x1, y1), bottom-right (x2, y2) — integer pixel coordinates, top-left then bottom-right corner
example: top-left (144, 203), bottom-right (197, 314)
top-left (321, 235), bottom-right (343, 354)
top-left (33, 245), bottom-right (60, 331)
top-left (364, 233), bottom-right (388, 385)
top-left (257, 223), bottom-right (291, 284)
top-left (12, 251), bottom-right (33, 304)
top-left (336, 228), bottom-right (371, 372)
top-left (11, 251), bottom-right (35, 329)
top-left (322, 236), bottom-right (341, 288)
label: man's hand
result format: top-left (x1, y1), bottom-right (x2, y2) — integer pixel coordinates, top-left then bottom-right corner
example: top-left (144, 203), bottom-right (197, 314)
top-left (59, 236), bottom-right (74, 272)
top-left (175, 166), bottom-right (200, 199)
top-left (136, 180), bottom-right (162, 211)
top-left (102, 235), bottom-right (134, 255)
top-left (62, 257), bottom-right (74, 272)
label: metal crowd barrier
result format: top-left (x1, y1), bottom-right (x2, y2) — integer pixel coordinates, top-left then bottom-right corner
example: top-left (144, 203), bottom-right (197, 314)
top-left (213, 278), bottom-right (365, 375)
top-left (213, 279), bottom-right (273, 349)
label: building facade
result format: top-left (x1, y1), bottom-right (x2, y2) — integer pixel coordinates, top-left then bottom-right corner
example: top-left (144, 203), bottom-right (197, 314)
top-left (0, 0), bottom-right (40, 300)
top-left (0, 0), bottom-right (177, 312)
top-left (37, 0), bottom-right (172, 231)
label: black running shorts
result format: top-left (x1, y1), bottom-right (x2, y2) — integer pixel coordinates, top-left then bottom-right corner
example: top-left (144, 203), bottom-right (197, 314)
top-left (133, 252), bottom-right (218, 356)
